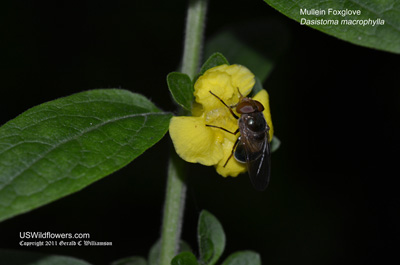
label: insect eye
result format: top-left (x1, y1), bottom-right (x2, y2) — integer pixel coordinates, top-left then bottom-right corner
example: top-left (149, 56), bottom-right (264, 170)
top-left (254, 101), bottom-right (264, 112)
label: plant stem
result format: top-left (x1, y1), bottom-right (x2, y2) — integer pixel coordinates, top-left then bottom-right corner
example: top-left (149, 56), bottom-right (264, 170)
top-left (159, 1), bottom-right (207, 265)
top-left (159, 152), bottom-right (186, 265)
top-left (181, 0), bottom-right (208, 79)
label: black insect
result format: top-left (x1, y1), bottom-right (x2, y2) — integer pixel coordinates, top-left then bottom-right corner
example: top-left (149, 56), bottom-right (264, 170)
top-left (206, 89), bottom-right (271, 191)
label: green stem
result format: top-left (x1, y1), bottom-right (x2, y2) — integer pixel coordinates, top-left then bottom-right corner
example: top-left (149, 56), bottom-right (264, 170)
top-left (159, 152), bottom-right (186, 265)
top-left (181, 0), bottom-right (208, 79)
top-left (159, 1), bottom-right (208, 265)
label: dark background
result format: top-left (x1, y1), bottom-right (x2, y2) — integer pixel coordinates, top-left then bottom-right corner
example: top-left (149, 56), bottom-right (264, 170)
top-left (1, 0), bottom-right (399, 264)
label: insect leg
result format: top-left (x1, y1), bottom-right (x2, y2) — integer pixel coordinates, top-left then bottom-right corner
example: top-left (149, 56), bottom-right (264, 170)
top-left (205, 125), bottom-right (239, 135)
top-left (236, 87), bottom-right (243, 97)
top-left (209, 91), bottom-right (239, 119)
top-left (223, 137), bottom-right (240, 167)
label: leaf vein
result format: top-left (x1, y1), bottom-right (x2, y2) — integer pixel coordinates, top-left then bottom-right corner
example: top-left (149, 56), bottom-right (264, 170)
top-left (0, 112), bottom-right (169, 193)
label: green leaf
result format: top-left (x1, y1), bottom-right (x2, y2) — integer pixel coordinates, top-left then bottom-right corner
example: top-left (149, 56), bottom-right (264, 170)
top-left (171, 252), bottom-right (198, 265)
top-left (0, 89), bottom-right (172, 222)
top-left (0, 249), bottom-right (91, 265)
top-left (178, 240), bottom-right (192, 254)
top-left (148, 240), bottom-right (160, 265)
top-left (264, 0), bottom-right (400, 54)
top-left (271, 136), bottom-right (281, 153)
top-left (250, 77), bottom-right (264, 97)
top-left (197, 210), bottom-right (226, 265)
top-left (148, 239), bottom-right (192, 265)
top-left (167, 72), bottom-right (194, 111)
top-left (111, 256), bottom-right (147, 265)
top-left (205, 18), bottom-right (290, 82)
top-left (199, 52), bottom-right (230, 76)
top-left (221, 251), bottom-right (261, 265)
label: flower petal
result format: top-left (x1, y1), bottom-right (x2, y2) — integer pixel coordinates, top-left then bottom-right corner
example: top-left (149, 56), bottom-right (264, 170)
top-left (194, 64), bottom-right (255, 110)
top-left (253, 89), bottom-right (274, 141)
top-left (221, 64), bottom-right (255, 96)
top-left (169, 116), bottom-right (224, 166)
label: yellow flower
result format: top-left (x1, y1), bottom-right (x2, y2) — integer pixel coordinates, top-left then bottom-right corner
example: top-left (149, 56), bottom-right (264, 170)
top-left (169, 64), bottom-right (274, 177)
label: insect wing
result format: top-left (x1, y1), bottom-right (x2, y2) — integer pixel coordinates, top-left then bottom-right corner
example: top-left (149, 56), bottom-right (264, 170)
top-left (245, 134), bottom-right (271, 191)
top-left (237, 115), bottom-right (271, 191)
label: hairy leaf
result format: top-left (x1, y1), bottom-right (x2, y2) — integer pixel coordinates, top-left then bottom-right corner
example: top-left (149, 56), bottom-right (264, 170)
top-left (221, 251), bottom-right (261, 265)
top-left (171, 252), bottom-right (198, 265)
top-left (0, 89), bottom-right (172, 222)
top-left (264, 0), bottom-right (400, 53)
top-left (111, 256), bottom-right (147, 265)
top-left (271, 136), bottom-right (281, 153)
top-left (197, 210), bottom-right (226, 265)
top-left (167, 72), bottom-right (194, 111)
top-left (148, 239), bottom-right (192, 265)
top-left (199, 53), bottom-right (230, 76)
